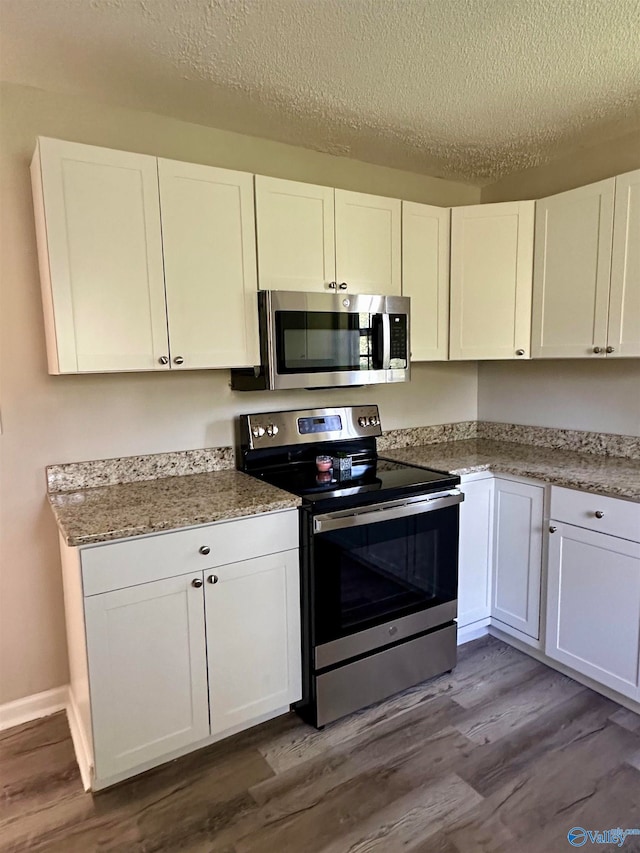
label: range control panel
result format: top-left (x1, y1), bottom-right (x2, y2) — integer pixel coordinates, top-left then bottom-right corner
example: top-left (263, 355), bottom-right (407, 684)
top-left (242, 405), bottom-right (382, 449)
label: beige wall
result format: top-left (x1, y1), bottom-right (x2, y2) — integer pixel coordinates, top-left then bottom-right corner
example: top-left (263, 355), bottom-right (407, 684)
top-left (481, 128), bottom-right (640, 203)
top-left (0, 82), bottom-right (479, 705)
top-left (478, 360), bottom-right (640, 436)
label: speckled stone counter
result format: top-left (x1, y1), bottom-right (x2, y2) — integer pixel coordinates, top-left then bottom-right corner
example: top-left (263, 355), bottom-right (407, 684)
top-left (383, 439), bottom-right (640, 502)
top-left (49, 469), bottom-right (301, 546)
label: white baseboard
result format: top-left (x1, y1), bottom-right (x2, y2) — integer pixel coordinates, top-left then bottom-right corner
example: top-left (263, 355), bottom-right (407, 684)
top-left (457, 619), bottom-right (490, 646)
top-left (0, 685), bottom-right (69, 732)
top-left (66, 690), bottom-right (93, 791)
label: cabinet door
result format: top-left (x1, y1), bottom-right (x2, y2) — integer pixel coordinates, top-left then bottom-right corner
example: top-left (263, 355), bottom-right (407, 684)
top-left (449, 201), bottom-right (535, 359)
top-left (457, 477), bottom-right (493, 628)
top-left (255, 176), bottom-right (336, 292)
top-left (492, 479), bottom-right (544, 639)
top-left (546, 523), bottom-right (640, 700)
top-left (158, 160), bottom-right (259, 369)
top-left (32, 137), bottom-right (169, 373)
top-left (84, 574), bottom-right (209, 780)
top-left (531, 179), bottom-right (615, 358)
top-left (402, 202), bottom-right (450, 361)
top-left (205, 550), bottom-right (301, 736)
top-left (335, 190), bottom-right (401, 295)
top-left (608, 169), bottom-right (640, 358)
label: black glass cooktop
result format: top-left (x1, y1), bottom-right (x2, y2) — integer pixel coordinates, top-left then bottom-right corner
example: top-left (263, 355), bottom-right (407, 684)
top-left (252, 455), bottom-right (458, 504)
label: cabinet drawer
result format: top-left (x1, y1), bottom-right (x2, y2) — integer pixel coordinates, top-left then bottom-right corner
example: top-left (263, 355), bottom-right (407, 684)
top-left (550, 486), bottom-right (640, 542)
top-left (81, 510), bottom-right (299, 596)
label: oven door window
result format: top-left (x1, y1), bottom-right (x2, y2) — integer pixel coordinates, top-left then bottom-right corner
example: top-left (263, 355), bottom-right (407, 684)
top-left (275, 311), bottom-right (382, 373)
top-left (313, 506), bottom-right (458, 646)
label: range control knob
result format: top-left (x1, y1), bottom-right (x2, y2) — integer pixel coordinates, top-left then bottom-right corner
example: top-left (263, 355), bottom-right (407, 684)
top-left (368, 415), bottom-right (379, 427)
top-left (251, 425), bottom-right (265, 438)
top-left (358, 416), bottom-right (368, 427)
top-left (266, 424), bottom-right (279, 437)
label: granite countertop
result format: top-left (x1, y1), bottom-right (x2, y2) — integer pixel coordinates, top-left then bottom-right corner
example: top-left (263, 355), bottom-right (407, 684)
top-left (383, 439), bottom-right (640, 502)
top-left (49, 469), bottom-right (301, 547)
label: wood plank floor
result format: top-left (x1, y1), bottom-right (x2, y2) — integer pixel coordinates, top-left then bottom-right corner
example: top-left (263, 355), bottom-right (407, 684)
top-left (2, 636), bottom-right (640, 852)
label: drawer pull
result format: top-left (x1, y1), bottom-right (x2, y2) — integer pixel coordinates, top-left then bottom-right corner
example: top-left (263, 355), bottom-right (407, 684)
top-left (199, 545), bottom-right (211, 555)
top-left (207, 574), bottom-right (219, 584)
top-left (549, 525), bottom-right (557, 533)
top-left (594, 511), bottom-right (605, 519)
top-left (191, 578), bottom-right (203, 588)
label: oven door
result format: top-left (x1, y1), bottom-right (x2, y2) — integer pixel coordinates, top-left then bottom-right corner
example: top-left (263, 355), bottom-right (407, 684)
top-left (311, 491), bottom-right (462, 669)
top-left (264, 290), bottom-right (409, 389)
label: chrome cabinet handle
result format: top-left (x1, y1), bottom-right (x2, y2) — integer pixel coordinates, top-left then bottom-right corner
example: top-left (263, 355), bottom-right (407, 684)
top-left (593, 346), bottom-right (602, 354)
top-left (606, 346), bottom-right (615, 354)
top-left (328, 281), bottom-right (337, 289)
top-left (158, 356), bottom-right (169, 365)
top-left (174, 356), bottom-right (184, 365)
top-left (207, 574), bottom-right (219, 584)
top-left (199, 545), bottom-right (210, 555)
top-left (549, 525), bottom-right (557, 533)
top-left (191, 578), bottom-right (203, 588)
top-left (516, 349), bottom-right (525, 356)
top-left (594, 511), bottom-right (605, 519)
top-left (339, 282), bottom-right (348, 290)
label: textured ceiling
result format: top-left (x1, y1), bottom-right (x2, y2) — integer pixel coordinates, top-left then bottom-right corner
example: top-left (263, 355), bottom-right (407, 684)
top-left (1, 0), bottom-right (639, 185)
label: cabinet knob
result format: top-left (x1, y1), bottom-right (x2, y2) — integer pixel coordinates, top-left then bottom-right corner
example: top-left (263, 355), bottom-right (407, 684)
top-left (158, 356), bottom-right (169, 365)
top-left (593, 346), bottom-right (602, 354)
top-left (338, 282), bottom-right (348, 290)
top-left (207, 574), bottom-right (219, 584)
top-left (549, 525), bottom-right (557, 533)
top-left (173, 356), bottom-right (184, 365)
top-left (606, 346), bottom-right (615, 354)
top-left (594, 510), bottom-right (605, 519)
top-left (328, 281), bottom-right (337, 290)
top-left (199, 545), bottom-right (210, 555)
top-left (516, 349), bottom-right (525, 356)
top-left (191, 578), bottom-right (203, 588)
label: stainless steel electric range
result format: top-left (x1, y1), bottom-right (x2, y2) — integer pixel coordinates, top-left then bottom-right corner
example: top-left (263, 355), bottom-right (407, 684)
top-left (236, 405), bottom-right (463, 728)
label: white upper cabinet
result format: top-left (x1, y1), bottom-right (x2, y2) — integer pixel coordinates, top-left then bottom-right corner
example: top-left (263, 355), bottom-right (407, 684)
top-left (158, 159), bottom-right (259, 369)
top-left (335, 190), bottom-right (402, 295)
top-left (401, 202), bottom-right (450, 361)
top-left (532, 178), bottom-right (615, 359)
top-left (449, 201), bottom-right (535, 360)
top-left (254, 180), bottom-right (401, 296)
top-left (255, 176), bottom-right (336, 292)
top-left (31, 137), bottom-right (169, 373)
top-left (608, 169), bottom-right (640, 358)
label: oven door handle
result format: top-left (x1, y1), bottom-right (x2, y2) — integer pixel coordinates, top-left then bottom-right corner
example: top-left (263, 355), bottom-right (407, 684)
top-left (313, 490), bottom-right (464, 534)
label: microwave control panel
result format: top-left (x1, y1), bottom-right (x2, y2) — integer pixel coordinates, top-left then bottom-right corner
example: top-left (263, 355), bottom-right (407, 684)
top-left (389, 314), bottom-right (408, 367)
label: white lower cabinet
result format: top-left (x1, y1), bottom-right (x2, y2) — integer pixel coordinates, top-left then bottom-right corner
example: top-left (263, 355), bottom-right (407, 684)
top-left (205, 551), bottom-right (302, 736)
top-left (546, 520), bottom-right (640, 702)
top-left (71, 510), bottom-right (301, 788)
top-left (491, 478), bottom-right (545, 641)
top-left (84, 573), bottom-right (210, 780)
top-left (457, 476), bottom-right (493, 628)
top-left (456, 477), bottom-right (640, 710)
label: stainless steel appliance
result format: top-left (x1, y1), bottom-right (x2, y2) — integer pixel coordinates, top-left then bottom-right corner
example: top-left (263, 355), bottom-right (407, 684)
top-left (237, 405), bottom-right (462, 728)
top-left (230, 291), bottom-right (410, 391)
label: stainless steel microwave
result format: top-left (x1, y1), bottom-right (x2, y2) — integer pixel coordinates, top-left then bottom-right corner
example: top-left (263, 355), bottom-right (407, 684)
top-left (230, 291), bottom-right (411, 391)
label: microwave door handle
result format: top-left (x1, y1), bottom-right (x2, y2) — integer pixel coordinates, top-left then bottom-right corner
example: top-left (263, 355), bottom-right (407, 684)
top-left (381, 313), bottom-right (391, 370)
top-left (372, 314), bottom-right (391, 370)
